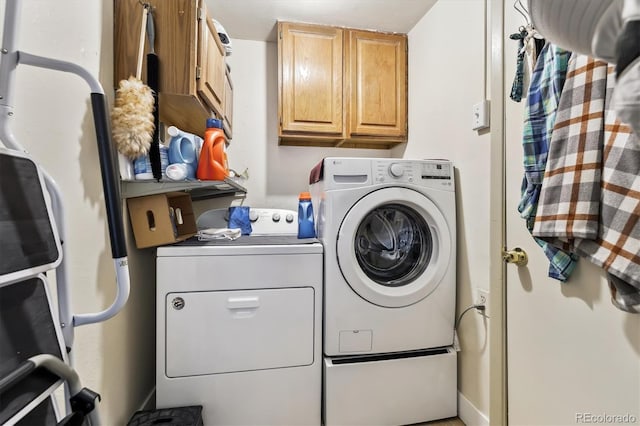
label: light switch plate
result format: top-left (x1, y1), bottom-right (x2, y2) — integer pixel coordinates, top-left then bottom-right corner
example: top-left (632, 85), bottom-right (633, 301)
top-left (472, 100), bottom-right (490, 130)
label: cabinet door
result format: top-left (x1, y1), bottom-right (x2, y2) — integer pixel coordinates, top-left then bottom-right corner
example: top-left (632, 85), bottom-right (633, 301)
top-left (223, 68), bottom-right (233, 139)
top-left (279, 22), bottom-right (344, 135)
top-left (116, 0), bottom-right (216, 137)
top-left (115, 0), bottom-right (198, 95)
top-left (197, 2), bottom-right (225, 118)
top-left (348, 30), bottom-right (407, 138)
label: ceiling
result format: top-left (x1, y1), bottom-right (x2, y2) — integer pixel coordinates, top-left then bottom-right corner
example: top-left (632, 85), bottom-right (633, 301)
top-left (206, 0), bottom-right (439, 42)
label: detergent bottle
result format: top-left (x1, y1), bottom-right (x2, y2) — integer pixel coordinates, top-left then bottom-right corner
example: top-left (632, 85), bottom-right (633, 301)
top-left (196, 118), bottom-right (229, 181)
top-left (297, 192), bottom-right (315, 239)
top-left (167, 125), bottom-right (202, 180)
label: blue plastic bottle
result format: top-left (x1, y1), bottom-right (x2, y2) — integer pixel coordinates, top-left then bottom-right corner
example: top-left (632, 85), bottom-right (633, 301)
top-left (167, 125), bottom-right (202, 180)
top-left (298, 191), bottom-right (316, 239)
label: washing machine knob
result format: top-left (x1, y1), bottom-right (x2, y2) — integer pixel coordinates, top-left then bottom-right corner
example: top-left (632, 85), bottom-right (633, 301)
top-left (285, 213), bottom-right (294, 223)
top-left (272, 213), bottom-right (281, 222)
top-left (249, 210), bottom-right (259, 222)
top-left (389, 163), bottom-right (404, 177)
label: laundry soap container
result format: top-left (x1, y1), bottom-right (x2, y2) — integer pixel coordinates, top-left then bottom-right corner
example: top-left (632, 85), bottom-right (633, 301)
top-left (167, 126), bottom-right (202, 180)
top-left (196, 118), bottom-right (228, 181)
top-left (298, 192), bottom-right (315, 238)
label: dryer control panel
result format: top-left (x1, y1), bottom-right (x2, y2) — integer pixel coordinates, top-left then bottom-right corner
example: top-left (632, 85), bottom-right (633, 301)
top-left (372, 159), bottom-right (454, 190)
top-left (196, 208), bottom-right (298, 235)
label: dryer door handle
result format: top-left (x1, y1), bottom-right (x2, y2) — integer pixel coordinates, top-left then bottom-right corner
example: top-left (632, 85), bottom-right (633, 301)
top-left (227, 296), bottom-right (260, 310)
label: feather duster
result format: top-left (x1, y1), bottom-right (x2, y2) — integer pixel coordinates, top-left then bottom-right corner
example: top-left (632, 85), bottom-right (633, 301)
top-left (111, 5), bottom-right (155, 160)
top-left (111, 76), bottom-right (155, 159)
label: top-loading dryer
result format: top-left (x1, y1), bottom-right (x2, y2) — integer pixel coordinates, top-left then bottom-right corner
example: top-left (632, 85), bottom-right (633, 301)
top-left (156, 208), bottom-right (323, 426)
top-left (312, 157), bottom-right (456, 356)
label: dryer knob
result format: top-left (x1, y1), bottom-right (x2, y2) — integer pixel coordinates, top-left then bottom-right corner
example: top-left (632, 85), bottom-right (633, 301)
top-left (389, 163), bottom-right (404, 177)
top-left (249, 210), bottom-right (259, 222)
top-left (272, 213), bottom-right (281, 222)
top-left (285, 213), bottom-right (294, 223)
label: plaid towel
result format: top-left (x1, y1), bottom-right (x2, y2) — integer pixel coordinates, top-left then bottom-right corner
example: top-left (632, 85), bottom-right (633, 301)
top-left (518, 43), bottom-right (578, 281)
top-left (533, 55), bottom-right (607, 243)
top-left (534, 54), bottom-right (640, 312)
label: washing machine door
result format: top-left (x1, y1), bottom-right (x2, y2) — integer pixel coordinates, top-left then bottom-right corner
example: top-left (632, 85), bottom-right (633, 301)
top-left (337, 187), bottom-right (452, 307)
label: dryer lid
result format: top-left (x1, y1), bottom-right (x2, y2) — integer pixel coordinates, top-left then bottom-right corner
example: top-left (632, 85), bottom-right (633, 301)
top-left (337, 187), bottom-right (452, 307)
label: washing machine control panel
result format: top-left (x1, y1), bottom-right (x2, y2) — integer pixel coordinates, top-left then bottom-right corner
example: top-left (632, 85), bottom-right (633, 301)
top-left (421, 162), bottom-right (453, 180)
top-left (373, 160), bottom-right (453, 189)
top-left (388, 163), bottom-right (405, 177)
top-left (375, 161), bottom-right (414, 182)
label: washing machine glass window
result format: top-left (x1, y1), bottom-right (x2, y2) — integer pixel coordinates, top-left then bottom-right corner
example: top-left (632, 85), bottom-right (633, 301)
top-left (355, 204), bottom-right (432, 287)
top-left (337, 187), bottom-right (452, 308)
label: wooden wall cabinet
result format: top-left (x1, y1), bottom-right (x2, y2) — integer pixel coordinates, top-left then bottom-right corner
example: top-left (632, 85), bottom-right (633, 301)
top-left (279, 23), bottom-right (344, 137)
top-left (278, 22), bottom-right (407, 149)
top-left (197, 3), bottom-right (226, 121)
top-left (347, 30), bottom-right (407, 139)
top-left (115, 0), bottom-right (230, 138)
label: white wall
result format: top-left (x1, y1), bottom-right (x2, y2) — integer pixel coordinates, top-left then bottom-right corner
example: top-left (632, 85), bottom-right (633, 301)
top-left (398, 0), bottom-right (491, 421)
top-left (0, 1), bottom-right (154, 424)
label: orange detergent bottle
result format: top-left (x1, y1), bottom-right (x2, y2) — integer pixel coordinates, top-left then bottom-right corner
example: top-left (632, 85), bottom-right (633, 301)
top-left (196, 118), bottom-right (229, 181)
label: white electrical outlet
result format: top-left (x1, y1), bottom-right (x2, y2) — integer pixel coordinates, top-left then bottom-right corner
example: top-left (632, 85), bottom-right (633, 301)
top-left (475, 288), bottom-right (490, 317)
top-left (472, 100), bottom-right (490, 130)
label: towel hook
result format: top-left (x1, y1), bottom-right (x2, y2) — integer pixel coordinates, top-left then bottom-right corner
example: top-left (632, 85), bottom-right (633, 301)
top-left (138, 0), bottom-right (153, 12)
top-left (514, 0), bottom-right (530, 25)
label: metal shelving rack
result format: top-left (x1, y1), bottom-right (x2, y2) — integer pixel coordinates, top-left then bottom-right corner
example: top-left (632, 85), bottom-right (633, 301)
top-left (120, 178), bottom-right (246, 200)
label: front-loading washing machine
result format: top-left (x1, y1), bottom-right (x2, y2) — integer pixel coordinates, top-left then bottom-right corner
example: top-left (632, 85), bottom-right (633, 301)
top-left (310, 157), bottom-right (457, 425)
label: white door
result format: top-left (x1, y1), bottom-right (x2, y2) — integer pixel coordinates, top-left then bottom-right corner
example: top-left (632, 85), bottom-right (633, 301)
top-left (503, 5), bottom-right (640, 426)
top-left (337, 187), bottom-right (452, 307)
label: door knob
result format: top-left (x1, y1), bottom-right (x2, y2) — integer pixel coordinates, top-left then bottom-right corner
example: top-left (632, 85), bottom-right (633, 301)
top-left (503, 247), bottom-right (528, 266)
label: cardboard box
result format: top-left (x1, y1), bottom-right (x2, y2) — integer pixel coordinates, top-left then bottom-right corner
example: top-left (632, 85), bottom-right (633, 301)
top-left (127, 192), bottom-right (197, 249)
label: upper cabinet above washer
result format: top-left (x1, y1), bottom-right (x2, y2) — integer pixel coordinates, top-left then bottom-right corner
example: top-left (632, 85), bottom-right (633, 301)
top-left (278, 22), bottom-right (407, 150)
top-left (347, 30), bottom-right (407, 140)
top-left (279, 23), bottom-right (344, 137)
